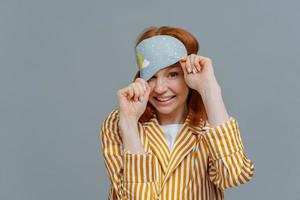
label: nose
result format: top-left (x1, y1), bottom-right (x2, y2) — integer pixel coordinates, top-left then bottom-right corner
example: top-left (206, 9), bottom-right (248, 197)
top-left (153, 77), bottom-right (168, 94)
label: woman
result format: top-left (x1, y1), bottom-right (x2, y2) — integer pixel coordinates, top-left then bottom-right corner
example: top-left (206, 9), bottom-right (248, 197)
top-left (100, 26), bottom-right (254, 199)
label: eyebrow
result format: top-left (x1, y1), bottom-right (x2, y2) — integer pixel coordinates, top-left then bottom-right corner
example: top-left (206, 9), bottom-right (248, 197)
top-left (167, 66), bottom-right (181, 73)
top-left (167, 66), bottom-right (178, 70)
top-left (151, 66), bottom-right (180, 78)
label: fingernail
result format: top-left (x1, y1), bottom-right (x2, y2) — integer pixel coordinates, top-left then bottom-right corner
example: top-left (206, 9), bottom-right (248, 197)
top-left (188, 68), bottom-right (192, 73)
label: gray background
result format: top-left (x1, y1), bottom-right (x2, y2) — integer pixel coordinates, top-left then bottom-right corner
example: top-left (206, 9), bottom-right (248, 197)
top-left (1, 0), bottom-right (299, 199)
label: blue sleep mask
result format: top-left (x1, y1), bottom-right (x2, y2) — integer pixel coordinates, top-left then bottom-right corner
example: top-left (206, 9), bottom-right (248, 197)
top-left (135, 35), bottom-right (188, 80)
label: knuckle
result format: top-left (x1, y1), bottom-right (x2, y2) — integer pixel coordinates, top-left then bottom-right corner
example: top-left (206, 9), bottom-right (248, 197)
top-left (136, 81), bottom-right (142, 87)
top-left (133, 88), bottom-right (139, 94)
top-left (131, 83), bottom-right (137, 88)
top-left (117, 88), bottom-right (124, 94)
top-left (116, 91), bottom-right (121, 97)
top-left (135, 77), bottom-right (143, 83)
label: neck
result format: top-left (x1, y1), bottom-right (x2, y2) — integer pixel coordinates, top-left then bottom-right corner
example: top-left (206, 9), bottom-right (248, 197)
top-left (156, 105), bottom-right (189, 125)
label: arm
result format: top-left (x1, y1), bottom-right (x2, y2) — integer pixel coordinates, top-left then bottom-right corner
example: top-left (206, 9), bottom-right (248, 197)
top-left (118, 114), bottom-right (145, 154)
top-left (100, 109), bottom-right (157, 199)
top-left (180, 54), bottom-right (254, 189)
top-left (199, 82), bottom-right (255, 190)
top-left (200, 81), bottom-right (229, 127)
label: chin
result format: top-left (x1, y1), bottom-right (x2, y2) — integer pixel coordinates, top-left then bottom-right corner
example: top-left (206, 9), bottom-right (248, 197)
top-left (155, 108), bottom-right (173, 115)
top-left (152, 104), bottom-right (178, 115)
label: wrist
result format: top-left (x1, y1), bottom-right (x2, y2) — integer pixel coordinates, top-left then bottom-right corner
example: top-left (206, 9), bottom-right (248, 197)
top-left (119, 115), bottom-right (139, 133)
top-left (119, 113), bottom-right (138, 124)
top-left (119, 120), bottom-right (138, 133)
top-left (118, 117), bottom-right (145, 154)
top-left (198, 80), bottom-right (221, 97)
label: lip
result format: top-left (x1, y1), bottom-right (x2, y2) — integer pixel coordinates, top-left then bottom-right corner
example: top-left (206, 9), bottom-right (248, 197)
top-left (154, 96), bottom-right (176, 106)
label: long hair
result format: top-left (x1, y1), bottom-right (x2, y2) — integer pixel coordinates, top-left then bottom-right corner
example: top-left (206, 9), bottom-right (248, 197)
top-left (133, 26), bottom-right (208, 126)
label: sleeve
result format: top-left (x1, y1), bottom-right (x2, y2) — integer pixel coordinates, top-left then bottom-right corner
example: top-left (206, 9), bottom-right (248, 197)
top-left (100, 109), bottom-right (157, 199)
top-left (202, 116), bottom-right (255, 190)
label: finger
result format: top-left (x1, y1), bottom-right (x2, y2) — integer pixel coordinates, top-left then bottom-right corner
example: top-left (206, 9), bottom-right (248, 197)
top-left (135, 78), bottom-right (147, 91)
top-left (194, 56), bottom-right (201, 72)
top-left (198, 55), bottom-right (210, 60)
top-left (179, 58), bottom-right (188, 75)
top-left (186, 55), bottom-right (193, 74)
top-left (199, 56), bottom-right (215, 74)
top-left (179, 61), bottom-right (188, 75)
top-left (132, 83), bottom-right (142, 102)
top-left (199, 58), bottom-right (210, 69)
top-left (138, 82), bottom-right (147, 101)
top-left (117, 88), bottom-right (127, 98)
top-left (190, 54), bottom-right (197, 73)
top-left (192, 57), bottom-right (199, 72)
top-left (127, 86), bottom-right (134, 100)
top-left (136, 82), bottom-right (146, 102)
top-left (180, 55), bottom-right (187, 61)
top-left (198, 56), bottom-right (212, 65)
top-left (131, 83), bottom-right (139, 102)
top-left (120, 86), bottom-right (133, 101)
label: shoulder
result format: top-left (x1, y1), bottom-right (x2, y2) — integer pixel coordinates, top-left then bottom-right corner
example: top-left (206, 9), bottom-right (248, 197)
top-left (105, 108), bottom-right (120, 120)
top-left (101, 108), bottom-right (121, 130)
top-left (100, 108), bottom-right (123, 143)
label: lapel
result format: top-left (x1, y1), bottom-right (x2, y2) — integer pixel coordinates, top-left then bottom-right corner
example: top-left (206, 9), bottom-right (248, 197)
top-left (142, 110), bottom-right (208, 187)
top-left (143, 115), bottom-right (171, 173)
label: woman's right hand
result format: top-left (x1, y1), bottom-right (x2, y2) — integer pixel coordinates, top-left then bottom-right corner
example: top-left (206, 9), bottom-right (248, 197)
top-left (117, 78), bottom-right (152, 122)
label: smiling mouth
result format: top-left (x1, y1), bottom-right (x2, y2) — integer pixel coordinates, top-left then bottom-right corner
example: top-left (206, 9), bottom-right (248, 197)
top-left (154, 95), bottom-right (176, 102)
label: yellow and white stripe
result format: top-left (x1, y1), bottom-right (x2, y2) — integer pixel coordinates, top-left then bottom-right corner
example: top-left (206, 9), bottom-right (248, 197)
top-left (100, 109), bottom-right (254, 200)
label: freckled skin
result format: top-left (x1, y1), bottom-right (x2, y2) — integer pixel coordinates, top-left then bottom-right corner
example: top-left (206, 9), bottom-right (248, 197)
top-left (147, 65), bottom-right (189, 123)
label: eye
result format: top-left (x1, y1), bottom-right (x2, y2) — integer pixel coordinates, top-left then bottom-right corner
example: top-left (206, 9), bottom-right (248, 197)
top-left (149, 76), bottom-right (156, 81)
top-left (168, 72), bottom-right (178, 78)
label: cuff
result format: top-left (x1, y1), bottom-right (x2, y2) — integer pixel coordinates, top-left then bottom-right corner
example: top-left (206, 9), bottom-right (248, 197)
top-left (203, 117), bottom-right (244, 160)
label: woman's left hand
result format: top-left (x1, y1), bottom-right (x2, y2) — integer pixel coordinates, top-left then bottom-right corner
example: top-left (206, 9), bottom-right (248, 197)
top-left (179, 54), bottom-right (220, 94)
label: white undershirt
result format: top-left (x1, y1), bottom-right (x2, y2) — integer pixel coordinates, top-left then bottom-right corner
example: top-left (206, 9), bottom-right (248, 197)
top-left (160, 124), bottom-right (184, 152)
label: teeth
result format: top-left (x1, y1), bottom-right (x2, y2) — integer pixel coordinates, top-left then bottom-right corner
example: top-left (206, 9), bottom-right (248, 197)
top-left (156, 96), bottom-right (173, 101)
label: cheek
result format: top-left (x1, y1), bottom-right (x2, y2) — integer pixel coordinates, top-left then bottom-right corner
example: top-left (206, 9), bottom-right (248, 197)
top-left (174, 80), bottom-right (189, 93)
top-left (148, 93), bottom-right (155, 103)
top-left (147, 80), bottom-right (155, 89)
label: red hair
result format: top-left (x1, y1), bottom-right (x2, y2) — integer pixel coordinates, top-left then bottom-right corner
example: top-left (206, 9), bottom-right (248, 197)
top-left (133, 26), bottom-right (207, 126)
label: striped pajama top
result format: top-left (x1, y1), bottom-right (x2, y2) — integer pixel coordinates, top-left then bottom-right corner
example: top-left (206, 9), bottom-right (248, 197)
top-left (100, 109), bottom-right (254, 199)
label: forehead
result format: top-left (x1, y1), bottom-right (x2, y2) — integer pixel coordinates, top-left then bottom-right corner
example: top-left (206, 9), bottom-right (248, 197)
top-left (153, 63), bottom-right (181, 76)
